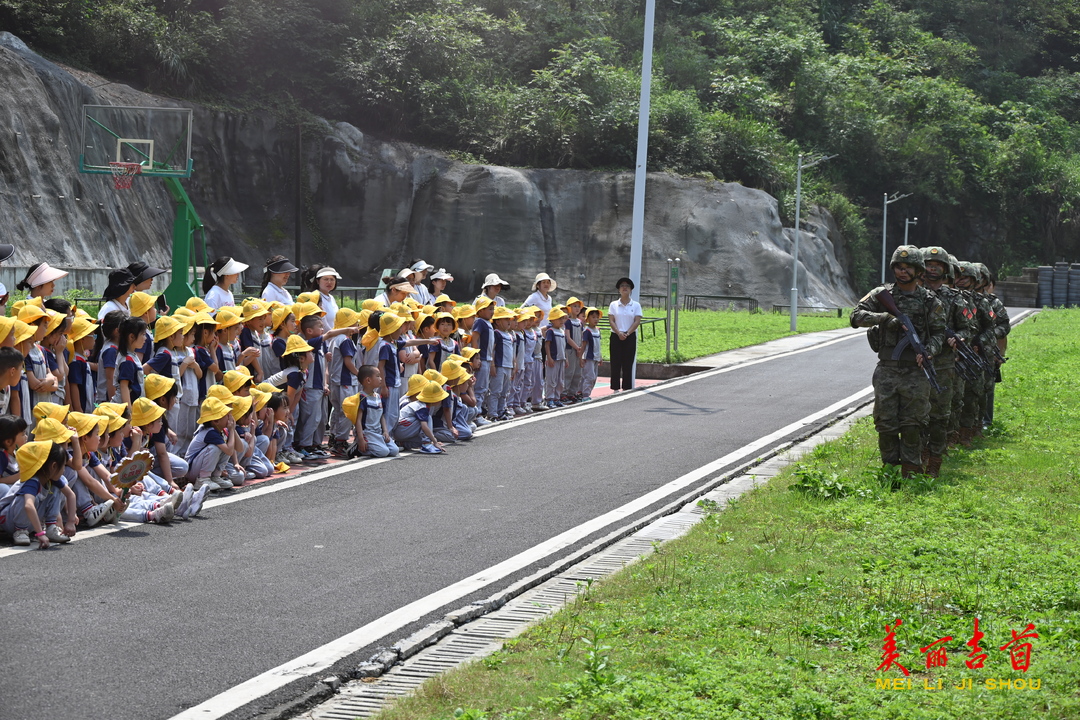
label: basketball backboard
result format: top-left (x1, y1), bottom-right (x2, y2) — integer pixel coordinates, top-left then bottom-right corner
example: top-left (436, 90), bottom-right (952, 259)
top-left (79, 105), bottom-right (193, 178)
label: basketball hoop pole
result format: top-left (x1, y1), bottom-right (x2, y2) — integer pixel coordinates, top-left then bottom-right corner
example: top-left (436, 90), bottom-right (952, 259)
top-left (162, 177), bottom-right (207, 310)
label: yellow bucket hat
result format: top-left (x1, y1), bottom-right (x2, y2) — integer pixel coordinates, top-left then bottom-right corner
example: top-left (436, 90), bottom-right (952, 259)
top-left (32, 402), bottom-right (69, 423)
top-left (67, 411), bottom-right (104, 438)
top-left (173, 306), bottom-right (194, 318)
top-left (460, 347), bottom-right (480, 360)
top-left (32, 418), bottom-right (74, 444)
top-left (405, 373), bottom-right (428, 397)
top-left (241, 299), bottom-right (270, 322)
top-left (17, 440), bottom-right (54, 482)
top-left (434, 294), bottom-right (453, 305)
top-left (440, 360), bottom-right (466, 381)
top-left (282, 334), bottom-right (314, 356)
top-left (0, 317), bottom-right (14, 343)
top-left (453, 304), bottom-right (476, 320)
top-left (230, 394), bottom-right (254, 421)
top-left (143, 373), bottom-right (176, 401)
top-left (474, 296), bottom-right (493, 312)
top-left (342, 393), bottom-right (361, 425)
top-left (422, 369), bottom-right (448, 386)
top-left (44, 310), bottom-right (65, 336)
top-left (215, 308), bottom-right (242, 330)
top-left (296, 291), bottom-right (320, 305)
top-left (197, 397), bottom-right (231, 424)
top-left (94, 402), bottom-right (128, 419)
top-left (192, 311), bottom-right (217, 327)
top-left (434, 312), bottom-right (455, 325)
top-left (131, 397), bottom-right (166, 427)
top-left (492, 306), bottom-right (515, 320)
top-left (334, 307), bottom-right (360, 330)
top-left (185, 297), bottom-right (210, 312)
top-left (129, 292), bottom-right (156, 317)
top-left (361, 298), bottom-right (386, 311)
top-left (565, 296), bottom-right (584, 308)
top-left (12, 320), bottom-right (35, 345)
top-left (69, 316), bottom-right (99, 343)
top-left (256, 382), bottom-right (281, 395)
top-left (249, 388), bottom-right (271, 413)
top-left (153, 315), bottom-right (184, 343)
top-left (585, 306), bottom-right (602, 318)
top-left (271, 305), bottom-right (294, 331)
top-left (293, 301), bottom-right (325, 320)
top-left (379, 313), bottom-right (406, 337)
top-left (206, 385), bottom-right (236, 405)
top-left (417, 381), bottom-right (449, 405)
top-left (17, 305), bottom-right (47, 324)
top-left (223, 369), bottom-right (253, 394)
top-left (548, 307), bottom-right (567, 322)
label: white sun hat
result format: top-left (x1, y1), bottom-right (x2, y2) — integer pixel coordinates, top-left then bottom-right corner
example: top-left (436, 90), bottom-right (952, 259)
top-left (315, 266), bottom-right (342, 279)
top-left (532, 272), bottom-right (557, 292)
top-left (482, 273), bottom-right (510, 288)
top-left (217, 258), bottom-right (249, 277)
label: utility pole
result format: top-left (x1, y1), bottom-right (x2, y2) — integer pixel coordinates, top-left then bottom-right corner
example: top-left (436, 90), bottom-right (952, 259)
top-left (904, 216), bottom-right (918, 246)
top-left (882, 192), bottom-right (911, 283)
top-left (790, 153), bottom-right (837, 331)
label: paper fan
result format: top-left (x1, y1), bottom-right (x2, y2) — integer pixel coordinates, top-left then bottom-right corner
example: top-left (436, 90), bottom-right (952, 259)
top-left (110, 450), bottom-right (154, 490)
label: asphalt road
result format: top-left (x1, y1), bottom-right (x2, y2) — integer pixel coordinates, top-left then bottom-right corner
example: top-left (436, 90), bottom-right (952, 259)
top-left (0, 331), bottom-right (876, 720)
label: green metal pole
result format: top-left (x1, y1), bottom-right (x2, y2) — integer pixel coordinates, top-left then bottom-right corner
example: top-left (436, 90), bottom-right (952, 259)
top-left (162, 177), bottom-right (205, 309)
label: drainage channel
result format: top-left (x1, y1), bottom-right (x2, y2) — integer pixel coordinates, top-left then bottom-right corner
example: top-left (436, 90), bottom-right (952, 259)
top-left (292, 403), bottom-right (872, 720)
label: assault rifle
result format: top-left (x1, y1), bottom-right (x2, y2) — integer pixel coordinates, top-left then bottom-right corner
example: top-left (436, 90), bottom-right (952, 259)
top-left (945, 328), bottom-right (990, 379)
top-left (876, 289), bottom-right (943, 393)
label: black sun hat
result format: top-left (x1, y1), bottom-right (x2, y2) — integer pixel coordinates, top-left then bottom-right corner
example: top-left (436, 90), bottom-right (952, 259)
top-left (615, 277), bottom-right (635, 290)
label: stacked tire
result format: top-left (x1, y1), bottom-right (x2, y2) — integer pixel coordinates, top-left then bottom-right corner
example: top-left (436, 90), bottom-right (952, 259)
top-left (1070, 263), bottom-right (1080, 308)
top-left (1052, 262), bottom-right (1070, 307)
top-left (1037, 266), bottom-right (1053, 307)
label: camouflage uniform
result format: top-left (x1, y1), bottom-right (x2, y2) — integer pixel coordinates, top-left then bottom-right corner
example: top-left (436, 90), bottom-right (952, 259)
top-left (983, 288), bottom-right (1010, 425)
top-left (920, 247), bottom-right (977, 472)
top-left (958, 263), bottom-right (995, 440)
top-left (851, 246), bottom-right (946, 472)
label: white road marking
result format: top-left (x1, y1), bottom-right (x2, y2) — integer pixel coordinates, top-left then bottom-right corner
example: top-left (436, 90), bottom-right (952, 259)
top-left (167, 385), bottom-right (872, 720)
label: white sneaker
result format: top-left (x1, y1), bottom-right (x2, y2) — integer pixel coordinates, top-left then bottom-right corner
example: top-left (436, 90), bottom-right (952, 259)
top-left (45, 525), bottom-right (70, 543)
top-left (148, 504), bottom-right (174, 524)
top-left (11, 528), bottom-right (30, 546)
top-left (474, 416), bottom-right (491, 427)
top-left (187, 484), bottom-right (210, 518)
top-left (176, 486), bottom-right (194, 519)
top-left (213, 474), bottom-right (235, 491)
top-left (168, 491), bottom-right (184, 509)
top-left (195, 476), bottom-right (217, 492)
top-left (83, 500), bottom-right (114, 528)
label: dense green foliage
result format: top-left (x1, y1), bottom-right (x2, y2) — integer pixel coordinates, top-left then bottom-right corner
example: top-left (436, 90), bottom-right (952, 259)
top-left (5, 0), bottom-right (1080, 287)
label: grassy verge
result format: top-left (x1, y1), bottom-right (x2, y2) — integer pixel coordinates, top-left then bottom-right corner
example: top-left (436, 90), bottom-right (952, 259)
top-left (629, 309), bottom-right (850, 363)
top-left (375, 309), bottom-right (1080, 720)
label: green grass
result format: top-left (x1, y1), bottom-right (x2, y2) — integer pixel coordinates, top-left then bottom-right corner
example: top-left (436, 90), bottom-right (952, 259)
top-left (374, 309), bottom-right (1080, 720)
top-left (628, 309), bottom-right (850, 363)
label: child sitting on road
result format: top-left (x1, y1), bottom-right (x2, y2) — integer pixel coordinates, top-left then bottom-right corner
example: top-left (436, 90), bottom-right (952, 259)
top-left (394, 380), bottom-right (448, 454)
top-left (0, 440), bottom-right (76, 548)
top-left (345, 365), bottom-right (399, 459)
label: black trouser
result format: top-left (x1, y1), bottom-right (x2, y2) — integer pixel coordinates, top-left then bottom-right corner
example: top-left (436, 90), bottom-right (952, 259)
top-left (608, 332), bottom-right (637, 390)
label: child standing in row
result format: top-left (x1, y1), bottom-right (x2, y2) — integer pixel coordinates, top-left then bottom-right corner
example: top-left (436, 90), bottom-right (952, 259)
top-left (544, 307), bottom-right (569, 408)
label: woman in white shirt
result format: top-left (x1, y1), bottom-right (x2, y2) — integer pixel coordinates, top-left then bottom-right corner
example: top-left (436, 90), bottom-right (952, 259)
top-left (407, 260), bottom-right (437, 305)
top-left (96, 268), bottom-right (135, 320)
top-left (260, 255), bottom-right (299, 305)
top-left (607, 277), bottom-right (643, 391)
top-left (373, 275), bottom-right (415, 308)
top-left (202, 257), bottom-right (248, 309)
top-left (314, 266), bottom-right (342, 331)
top-left (475, 272), bottom-right (509, 308)
top-left (522, 272), bottom-right (557, 327)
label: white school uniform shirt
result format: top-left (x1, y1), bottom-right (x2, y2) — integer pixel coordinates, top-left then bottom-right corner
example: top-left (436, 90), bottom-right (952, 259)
top-left (204, 285), bottom-right (235, 310)
top-left (261, 283), bottom-right (293, 305)
top-left (319, 291), bottom-right (339, 332)
top-left (608, 298), bottom-right (643, 333)
top-left (97, 299), bottom-right (130, 320)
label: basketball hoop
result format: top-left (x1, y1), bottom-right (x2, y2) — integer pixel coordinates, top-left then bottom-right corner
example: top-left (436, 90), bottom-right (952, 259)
top-left (108, 161), bottom-right (142, 190)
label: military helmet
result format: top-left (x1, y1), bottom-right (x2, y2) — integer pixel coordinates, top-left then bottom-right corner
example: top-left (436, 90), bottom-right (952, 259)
top-left (973, 262), bottom-right (990, 285)
top-left (956, 261), bottom-right (979, 281)
top-left (890, 245), bottom-right (924, 272)
top-left (921, 246), bottom-right (952, 279)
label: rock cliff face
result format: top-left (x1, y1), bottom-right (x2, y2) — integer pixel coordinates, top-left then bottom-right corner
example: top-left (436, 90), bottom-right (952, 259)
top-left (0, 33), bottom-right (857, 307)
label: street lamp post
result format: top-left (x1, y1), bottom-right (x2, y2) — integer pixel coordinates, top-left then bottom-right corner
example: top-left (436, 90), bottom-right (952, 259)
top-left (904, 216), bottom-right (918, 246)
top-left (882, 192), bottom-right (912, 283)
top-left (790, 153), bottom-right (837, 332)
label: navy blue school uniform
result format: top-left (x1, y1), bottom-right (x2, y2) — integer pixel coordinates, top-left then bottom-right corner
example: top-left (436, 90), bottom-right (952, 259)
top-left (194, 346), bottom-right (214, 401)
top-left (68, 353), bottom-right (93, 412)
top-left (116, 353), bottom-right (144, 401)
top-left (140, 329), bottom-right (154, 364)
top-left (473, 317), bottom-right (494, 361)
top-left (272, 336), bottom-right (287, 362)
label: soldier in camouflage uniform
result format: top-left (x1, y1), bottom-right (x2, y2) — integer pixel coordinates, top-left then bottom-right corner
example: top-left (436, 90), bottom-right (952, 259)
top-left (977, 263), bottom-right (1010, 426)
top-left (946, 254), bottom-right (973, 446)
top-left (954, 261), bottom-right (995, 445)
top-left (851, 246), bottom-right (946, 477)
top-left (919, 246), bottom-right (978, 477)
